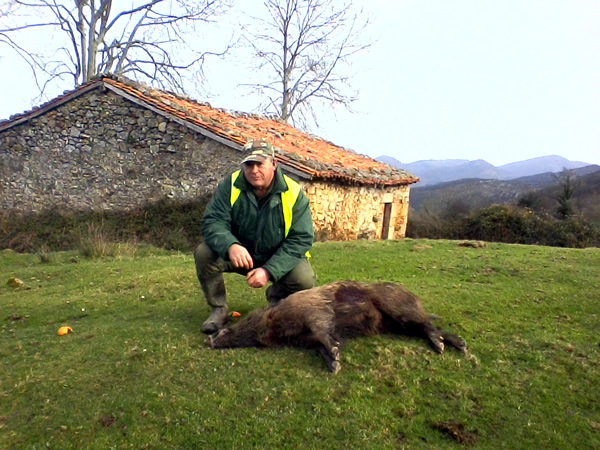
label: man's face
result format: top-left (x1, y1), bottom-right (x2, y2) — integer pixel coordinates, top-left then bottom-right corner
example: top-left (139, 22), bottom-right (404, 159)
top-left (242, 157), bottom-right (277, 190)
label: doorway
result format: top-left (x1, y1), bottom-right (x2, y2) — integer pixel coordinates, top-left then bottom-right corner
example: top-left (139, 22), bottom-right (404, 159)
top-left (381, 202), bottom-right (392, 240)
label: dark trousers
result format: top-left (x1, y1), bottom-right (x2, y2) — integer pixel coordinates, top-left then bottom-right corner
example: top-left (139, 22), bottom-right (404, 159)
top-left (194, 242), bottom-right (316, 307)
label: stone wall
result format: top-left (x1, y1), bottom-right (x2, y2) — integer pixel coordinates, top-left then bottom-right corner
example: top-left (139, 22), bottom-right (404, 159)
top-left (305, 181), bottom-right (410, 240)
top-left (0, 88), bottom-right (239, 212)
top-left (0, 87), bottom-right (411, 240)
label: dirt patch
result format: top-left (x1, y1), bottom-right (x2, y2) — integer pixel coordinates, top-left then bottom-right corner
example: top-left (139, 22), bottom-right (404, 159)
top-left (412, 244), bottom-right (433, 251)
top-left (100, 415), bottom-right (116, 428)
top-left (457, 240), bottom-right (486, 248)
top-left (432, 421), bottom-right (478, 445)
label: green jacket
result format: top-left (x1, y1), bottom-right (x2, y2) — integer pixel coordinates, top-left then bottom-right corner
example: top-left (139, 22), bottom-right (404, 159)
top-left (201, 167), bottom-right (314, 281)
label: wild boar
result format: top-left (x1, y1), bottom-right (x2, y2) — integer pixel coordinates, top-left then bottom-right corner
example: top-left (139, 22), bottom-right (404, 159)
top-left (208, 281), bottom-right (467, 374)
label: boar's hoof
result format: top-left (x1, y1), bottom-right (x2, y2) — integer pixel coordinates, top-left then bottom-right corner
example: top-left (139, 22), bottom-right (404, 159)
top-left (443, 333), bottom-right (467, 353)
top-left (329, 361), bottom-right (341, 375)
top-left (207, 329), bottom-right (230, 349)
top-left (331, 346), bottom-right (340, 359)
top-left (432, 338), bottom-right (445, 354)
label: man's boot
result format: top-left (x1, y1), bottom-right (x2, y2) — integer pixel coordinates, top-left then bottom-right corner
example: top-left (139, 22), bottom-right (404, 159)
top-left (266, 284), bottom-right (285, 307)
top-left (201, 305), bottom-right (229, 334)
top-left (195, 243), bottom-right (229, 334)
top-left (200, 273), bottom-right (229, 334)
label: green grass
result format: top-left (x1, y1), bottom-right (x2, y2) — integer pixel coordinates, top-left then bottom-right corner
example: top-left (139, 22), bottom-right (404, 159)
top-left (1, 240), bottom-right (599, 448)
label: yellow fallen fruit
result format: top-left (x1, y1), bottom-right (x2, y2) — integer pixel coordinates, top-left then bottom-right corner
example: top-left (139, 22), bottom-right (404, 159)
top-left (7, 277), bottom-right (24, 288)
top-left (58, 326), bottom-right (73, 336)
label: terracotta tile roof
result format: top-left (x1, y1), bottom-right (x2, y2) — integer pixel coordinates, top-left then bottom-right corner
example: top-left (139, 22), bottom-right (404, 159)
top-left (1, 75), bottom-right (418, 186)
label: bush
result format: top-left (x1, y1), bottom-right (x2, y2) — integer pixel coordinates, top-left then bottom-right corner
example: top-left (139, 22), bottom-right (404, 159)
top-left (461, 205), bottom-right (600, 248)
top-left (541, 216), bottom-right (600, 248)
top-left (462, 205), bottom-right (543, 244)
top-left (406, 210), bottom-right (449, 239)
top-left (407, 203), bottom-right (600, 248)
top-left (407, 204), bottom-right (599, 248)
top-left (0, 195), bottom-right (211, 253)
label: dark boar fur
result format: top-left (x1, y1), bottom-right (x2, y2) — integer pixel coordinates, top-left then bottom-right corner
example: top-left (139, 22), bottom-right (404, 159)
top-left (208, 281), bottom-right (467, 374)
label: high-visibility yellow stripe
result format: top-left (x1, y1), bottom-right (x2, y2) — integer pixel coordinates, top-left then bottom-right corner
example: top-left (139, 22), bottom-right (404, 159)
top-left (229, 170), bottom-right (310, 258)
top-left (230, 171), bottom-right (310, 258)
top-left (230, 171), bottom-right (300, 237)
top-left (280, 174), bottom-right (301, 237)
top-left (230, 170), bottom-right (242, 206)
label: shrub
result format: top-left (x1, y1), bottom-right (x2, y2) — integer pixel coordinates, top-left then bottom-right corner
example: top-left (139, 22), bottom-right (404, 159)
top-left (461, 205), bottom-right (599, 248)
top-left (462, 205), bottom-right (542, 244)
top-left (0, 195), bottom-right (211, 253)
top-left (406, 210), bottom-right (448, 239)
top-left (407, 204), bottom-right (599, 248)
top-left (541, 216), bottom-right (600, 248)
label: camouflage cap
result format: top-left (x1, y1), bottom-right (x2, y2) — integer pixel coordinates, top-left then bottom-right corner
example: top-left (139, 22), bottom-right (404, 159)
top-left (241, 140), bottom-right (275, 164)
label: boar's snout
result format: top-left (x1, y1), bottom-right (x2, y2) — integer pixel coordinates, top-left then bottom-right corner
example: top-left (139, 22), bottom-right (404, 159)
top-left (207, 328), bottom-right (230, 348)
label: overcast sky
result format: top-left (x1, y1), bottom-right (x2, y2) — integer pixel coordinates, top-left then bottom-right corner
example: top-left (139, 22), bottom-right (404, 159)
top-left (1, 0), bottom-right (599, 167)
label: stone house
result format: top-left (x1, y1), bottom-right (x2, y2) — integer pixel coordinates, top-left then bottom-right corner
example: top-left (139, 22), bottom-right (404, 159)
top-left (0, 75), bottom-right (419, 240)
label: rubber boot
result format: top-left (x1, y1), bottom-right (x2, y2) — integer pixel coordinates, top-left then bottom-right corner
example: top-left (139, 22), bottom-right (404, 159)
top-left (201, 305), bottom-right (229, 334)
top-left (195, 243), bottom-right (229, 334)
top-left (198, 270), bottom-right (228, 334)
top-left (266, 284), bottom-right (285, 307)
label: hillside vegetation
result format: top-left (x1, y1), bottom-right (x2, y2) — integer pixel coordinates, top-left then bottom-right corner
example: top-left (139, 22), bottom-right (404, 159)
top-left (0, 196), bottom-right (210, 253)
top-left (408, 169), bottom-right (600, 248)
top-left (2, 240), bottom-right (600, 448)
top-left (410, 167), bottom-right (600, 218)
top-left (0, 169), bottom-right (598, 253)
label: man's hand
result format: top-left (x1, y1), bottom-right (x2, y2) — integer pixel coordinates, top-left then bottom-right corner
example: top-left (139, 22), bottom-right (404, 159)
top-left (228, 244), bottom-right (254, 270)
top-left (246, 268), bottom-right (270, 288)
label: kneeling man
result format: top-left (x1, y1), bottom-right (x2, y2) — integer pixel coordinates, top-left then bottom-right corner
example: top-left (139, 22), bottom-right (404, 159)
top-left (195, 139), bottom-right (316, 334)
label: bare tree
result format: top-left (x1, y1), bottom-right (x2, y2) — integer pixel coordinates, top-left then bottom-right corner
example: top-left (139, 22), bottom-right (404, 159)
top-left (241, 0), bottom-right (370, 129)
top-left (0, 0), bottom-right (233, 98)
top-left (0, 1), bottom-right (16, 17)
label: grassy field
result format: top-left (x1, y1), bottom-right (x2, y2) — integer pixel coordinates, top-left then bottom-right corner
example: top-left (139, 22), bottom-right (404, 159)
top-left (1, 239), bottom-right (599, 448)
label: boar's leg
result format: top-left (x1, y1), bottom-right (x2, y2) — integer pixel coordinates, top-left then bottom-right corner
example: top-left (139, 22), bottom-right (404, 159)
top-left (307, 325), bottom-right (342, 374)
top-left (440, 330), bottom-right (467, 352)
top-left (374, 288), bottom-right (466, 354)
top-left (373, 291), bottom-right (445, 352)
top-left (423, 323), bottom-right (445, 353)
top-left (424, 323), bottom-right (468, 353)
top-left (317, 341), bottom-right (341, 374)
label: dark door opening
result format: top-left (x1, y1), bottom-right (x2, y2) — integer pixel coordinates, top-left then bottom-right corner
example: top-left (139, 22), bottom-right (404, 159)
top-left (381, 202), bottom-right (392, 240)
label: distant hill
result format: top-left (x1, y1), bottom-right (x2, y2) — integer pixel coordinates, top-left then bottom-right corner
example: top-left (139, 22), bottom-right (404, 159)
top-left (378, 155), bottom-right (593, 187)
top-left (506, 164), bottom-right (600, 186)
top-left (496, 156), bottom-right (592, 179)
top-left (409, 165), bottom-right (600, 218)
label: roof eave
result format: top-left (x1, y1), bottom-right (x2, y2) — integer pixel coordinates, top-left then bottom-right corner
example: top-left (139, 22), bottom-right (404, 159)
top-left (309, 172), bottom-right (420, 187)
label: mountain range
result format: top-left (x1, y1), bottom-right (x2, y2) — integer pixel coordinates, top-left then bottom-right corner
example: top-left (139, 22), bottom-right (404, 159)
top-left (376, 155), bottom-right (595, 187)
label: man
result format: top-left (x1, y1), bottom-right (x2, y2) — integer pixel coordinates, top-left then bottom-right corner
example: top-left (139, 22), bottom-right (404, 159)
top-left (195, 139), bottom-right (316, 334)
